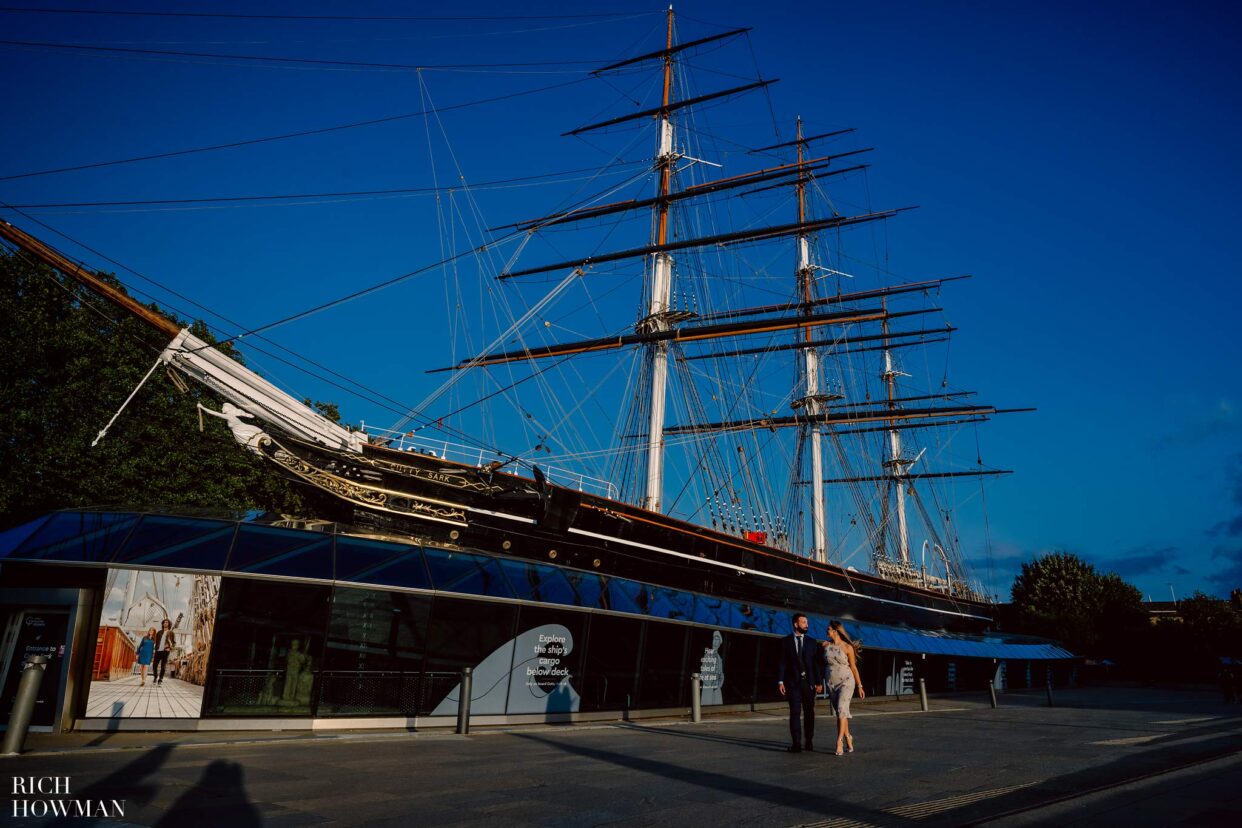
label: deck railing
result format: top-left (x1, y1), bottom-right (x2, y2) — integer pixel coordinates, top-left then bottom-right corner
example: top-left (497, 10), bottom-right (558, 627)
top-left (358, 424), bottom-right (619, 500)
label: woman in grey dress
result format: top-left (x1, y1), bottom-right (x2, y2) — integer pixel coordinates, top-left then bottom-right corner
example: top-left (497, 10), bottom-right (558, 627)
top-left (822, 620), bottom-right (865, 755)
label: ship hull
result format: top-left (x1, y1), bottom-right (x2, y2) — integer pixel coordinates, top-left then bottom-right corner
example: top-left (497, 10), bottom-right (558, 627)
top-left (258, 431), bottom-right (994, 633)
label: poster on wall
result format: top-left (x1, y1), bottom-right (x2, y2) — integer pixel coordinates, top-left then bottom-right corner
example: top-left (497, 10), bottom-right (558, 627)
top-left (85, 568), bottom-right (221, 718)
top-left (884, 656), bottom-right (915, 696)
top-left (698, 630), bottom-right (724, 706)
top-left (432, 624), bottom-right (581, 716)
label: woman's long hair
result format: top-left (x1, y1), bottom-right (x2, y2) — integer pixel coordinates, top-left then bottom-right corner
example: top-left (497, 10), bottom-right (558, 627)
top-left (829, 620), bottom-right (862, 655)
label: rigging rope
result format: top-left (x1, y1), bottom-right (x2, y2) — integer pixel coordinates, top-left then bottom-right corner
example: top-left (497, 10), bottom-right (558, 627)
top-left (91, 355), bottom-right (164, 447)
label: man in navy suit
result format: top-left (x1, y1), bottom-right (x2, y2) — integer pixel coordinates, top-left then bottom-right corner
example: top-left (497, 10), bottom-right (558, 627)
top-left (778, 613), bottom-right (824, 752)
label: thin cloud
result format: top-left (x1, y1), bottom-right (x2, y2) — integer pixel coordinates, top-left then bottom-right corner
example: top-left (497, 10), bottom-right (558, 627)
top-left (1209, 545), bottom-right (1242, 591)
top-left (1210, 454), bottom-right (1242, 537)
top-left (1156, 399), bottom-right (1241, 448)
top-left (1099, 546), bottom-right (1188, 578)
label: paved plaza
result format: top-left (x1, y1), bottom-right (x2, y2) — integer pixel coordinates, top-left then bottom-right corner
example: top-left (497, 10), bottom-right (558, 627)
top-left (3, 685), bottom-right (1241, 826)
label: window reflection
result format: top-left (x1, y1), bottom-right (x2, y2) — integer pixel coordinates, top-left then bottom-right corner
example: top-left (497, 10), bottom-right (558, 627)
top-left (580, 614), bottom-right (641, 712)
top-left (203, 578), bottom-right (330, 717)
top-left (423, 548), bottom-right (515, 598)
top-left (319, 587), bottom-right (431, 716)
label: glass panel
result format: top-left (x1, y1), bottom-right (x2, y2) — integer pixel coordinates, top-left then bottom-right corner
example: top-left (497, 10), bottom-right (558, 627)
top-left (649, 587), bottom-right (695, 622)
top-left (735, 603), bottom-right (763, 632)
top-left (636, 621), bottom-right (687, 708)
top-left (421, 596), bottom-right (518, 715)
top-left (226, 525), bottom-right (332, 581)
top-left (16, 511), bottom-right (139, 564)
top-left (692, 595), bottom-right (735, 628)
top-left (603, 578), bottom-right (649, 615)
top-left (202, 578), bottom-right (331, 717)
top-left (754, 604), bottom-right (781, 634)
top-left (775, 611), bottom-right (794, 636)
top-left (579, 614), bottom-right (642, 713)
top-left (497, 559), bottom-right (578, 606)
top-left (113, 515), bottom-right (233, 570)
top-left (807, 615), bottom-right (831, 641)
top-left (422, 548), bottom-right (514, 599)
top-left (565, 570), bottom-right (605, 609)
top-left (0, 514), bottom-right (50, 557)
top-left (720, 631), bottom-right (760, 705)
top-left (755, 636), bottom-right (784, 702)
top-left (318, 587), bottom-right (432, 717)
top-left (334, 536), bottom-right (430, 590)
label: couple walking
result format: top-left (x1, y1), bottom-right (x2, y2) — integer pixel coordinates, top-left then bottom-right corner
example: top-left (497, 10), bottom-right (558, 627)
top-left (136, 619), bottom-right (175, 686)
top-left (777, 613), bottom-right (864, 755)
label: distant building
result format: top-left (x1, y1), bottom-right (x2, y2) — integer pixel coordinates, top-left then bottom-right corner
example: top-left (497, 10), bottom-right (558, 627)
top-left (1144, 601), bottom-right (1181, 624)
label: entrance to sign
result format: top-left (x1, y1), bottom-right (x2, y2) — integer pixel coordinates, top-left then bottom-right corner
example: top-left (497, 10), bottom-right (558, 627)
top-left (0, 610), bottom-right (69, 730)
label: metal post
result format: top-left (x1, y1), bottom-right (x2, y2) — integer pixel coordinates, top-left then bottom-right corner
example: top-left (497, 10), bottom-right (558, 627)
top-left (987, 681), bottom-right (998, 709)
top-left (918, 677), bottom-right (929, 712)
top-left (1046, 673), bottom-right (1054, 707)
top-left (1, 655), bottom-right (50, 756)
top-left (690, 673), bottom-right (702, 723)
top-left (456, 667), bottom-right (473, 735)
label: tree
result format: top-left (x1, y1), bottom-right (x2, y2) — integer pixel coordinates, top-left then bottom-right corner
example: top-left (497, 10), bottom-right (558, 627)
top-left (0, 249), bottom-right (322, 525)
top-left (1010, 551), bottom-right (1145, 657)
top-left (1011, 552), bottom-right (1104, 650)
top-left (1177, 592), bottom-right (1242, 660)
top-left (1096, 572), bottom-right (1149, 667)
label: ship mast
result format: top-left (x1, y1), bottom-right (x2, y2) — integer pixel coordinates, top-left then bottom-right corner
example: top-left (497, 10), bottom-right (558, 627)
top-left (641, 5), bottom-right (678, 513)
top-left (880, 304), bottom-right (914, 565)
top-left (455, 22), bottom-right (1024, 580)
top-left (791, 118), bottom-right (830, 562)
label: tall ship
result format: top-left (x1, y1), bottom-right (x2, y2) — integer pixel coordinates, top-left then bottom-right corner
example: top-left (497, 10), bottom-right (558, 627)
top-left (1, 10), bottom-right (1032, 657)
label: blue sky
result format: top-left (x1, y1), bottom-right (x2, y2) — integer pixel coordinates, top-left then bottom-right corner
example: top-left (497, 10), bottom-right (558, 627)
top-left (1, 1), bottom-right (1239, 600)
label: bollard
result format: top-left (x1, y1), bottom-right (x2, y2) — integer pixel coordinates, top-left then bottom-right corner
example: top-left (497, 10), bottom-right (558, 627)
top-left (1045, 675), bottom-right (1054, 708)
top-left (987, 680), bottom-right (998, 709)
top-left (690, 673), bottom-right (702, 723)
top-left (456, 666), bottom-right (473, 735)
top-left (918, 677), bottom-right (929, 712)
top-left (1, 655), bottom-right (50, 756)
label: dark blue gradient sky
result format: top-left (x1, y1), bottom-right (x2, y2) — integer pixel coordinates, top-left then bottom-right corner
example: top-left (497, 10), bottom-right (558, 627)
top-left (1, 1), bottom-right (1239, 599)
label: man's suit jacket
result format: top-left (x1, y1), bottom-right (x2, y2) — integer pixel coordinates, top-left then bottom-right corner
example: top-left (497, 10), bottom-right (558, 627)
top-left (778, 633), bottom-right (823, 689)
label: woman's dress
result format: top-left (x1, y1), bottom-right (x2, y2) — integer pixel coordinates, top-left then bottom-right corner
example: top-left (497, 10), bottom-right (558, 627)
top-left (824, 643), bottom-right (855, 718)
top-left (136, 637), bottom-right (155, 666)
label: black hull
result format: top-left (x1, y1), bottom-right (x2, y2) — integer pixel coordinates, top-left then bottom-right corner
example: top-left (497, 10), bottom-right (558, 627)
top-left (260, 432), bottom-right (993, 633)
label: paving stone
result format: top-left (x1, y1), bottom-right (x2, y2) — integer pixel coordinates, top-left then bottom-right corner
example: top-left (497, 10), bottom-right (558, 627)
top-left (4, 687), bottom-right (1241, 827)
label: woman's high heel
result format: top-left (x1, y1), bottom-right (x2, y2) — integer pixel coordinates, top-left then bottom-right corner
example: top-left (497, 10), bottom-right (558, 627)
top-left (834, 741), bottom-right (844, 756)
top-left (845, 735), bottom-right (854, 753)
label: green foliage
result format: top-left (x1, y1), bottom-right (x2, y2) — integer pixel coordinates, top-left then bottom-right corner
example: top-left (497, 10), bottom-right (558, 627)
top-left (1010, 551), bottom-right (1146, 657)
top-left (0, 249), bottom-right (322, 525)
top-left (1177, 592), bottom-right (1242, 659)
top-left (306, 399), bottom-right (341, 424)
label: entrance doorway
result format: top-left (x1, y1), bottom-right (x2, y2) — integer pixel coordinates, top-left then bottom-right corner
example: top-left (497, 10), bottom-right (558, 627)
top-left (0, 609), bottom-right (70, 731)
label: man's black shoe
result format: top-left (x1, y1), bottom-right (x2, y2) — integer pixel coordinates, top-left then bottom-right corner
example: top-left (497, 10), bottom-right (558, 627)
top-left (805, 742), bottom-right (814, 752)
top-left (786, 745), bottom-right (802, 753)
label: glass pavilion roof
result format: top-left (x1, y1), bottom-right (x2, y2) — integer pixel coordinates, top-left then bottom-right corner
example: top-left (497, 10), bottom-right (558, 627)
top-left (0, 510), bottom-right (1074, 661)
